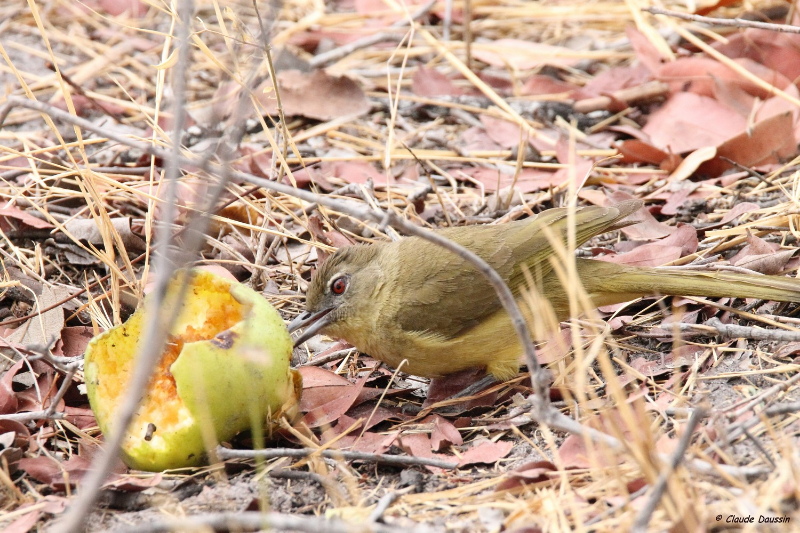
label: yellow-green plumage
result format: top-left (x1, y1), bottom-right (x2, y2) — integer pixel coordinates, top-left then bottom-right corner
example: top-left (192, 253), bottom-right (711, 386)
top-left (303, 201), bottom-right (800, 380)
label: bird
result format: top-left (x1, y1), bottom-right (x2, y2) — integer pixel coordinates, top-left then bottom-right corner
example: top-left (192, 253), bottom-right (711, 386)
top-left (289, 201), bottom-right (800, 382)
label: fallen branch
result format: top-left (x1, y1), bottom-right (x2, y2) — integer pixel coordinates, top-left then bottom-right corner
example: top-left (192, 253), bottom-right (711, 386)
top-left (678, 317), bottom-right (800, 342)
top-left (643, 7), bottom-right (800, 35)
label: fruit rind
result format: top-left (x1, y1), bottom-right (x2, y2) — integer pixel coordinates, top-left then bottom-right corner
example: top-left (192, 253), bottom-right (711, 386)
top-left (84, 269), bottom-right (299, 471)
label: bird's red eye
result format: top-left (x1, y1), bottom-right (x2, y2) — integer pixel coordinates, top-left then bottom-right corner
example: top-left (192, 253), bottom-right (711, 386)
top-left (331, 277), bottom-right (347, 295)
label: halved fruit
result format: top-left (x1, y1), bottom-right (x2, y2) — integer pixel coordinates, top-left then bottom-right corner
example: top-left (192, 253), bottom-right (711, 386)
top-left (84, 269), bottom-right (301, 471)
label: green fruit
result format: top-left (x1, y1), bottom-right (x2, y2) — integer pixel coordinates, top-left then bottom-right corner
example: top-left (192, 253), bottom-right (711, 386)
top-left (84, 269), bottom-right (301, 472)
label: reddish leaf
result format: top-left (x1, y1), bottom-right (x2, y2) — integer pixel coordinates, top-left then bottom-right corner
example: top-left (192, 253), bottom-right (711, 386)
top-left (59, 326), bottom-right (94, 357)
top-left (18, 455), bottom-right (92, 489)
top-left (479, 115), bottom-right (525, 149)
top-left (597, 245), bottom-right (682, 267)
top-left (63, 406), bottom-right (97, 430)
top-left (347, 403), bottom-right (407, 430)
top-left (427, 414), bottom-right (463, 451)
top-left (320, 414), bottom-right (400, 454)
top-left (607, 191), bottom-right (674, 240)
top-left (457, 440), bottom-right (514, 467)
top-left (424, 367), bottom-right (498, 411)
top-left (697, 111), bottom-right (796, 177)
top-left (257, 70), bottom-right (370, 121)
top-left (719, 202), bottom-right (760, 226)
top-left (496, 460), bottom-right (557, 491)
top-left (284, 165), bottom-right (335, 190)
top-left (668, 147), bottom-right (717, 182)
top-left (0, 419), bottom-right (30, 449)
top-left (395, 432), bottom-right (452, 471)
top-left (617, 140), bottom-right (669, 166)
top-left (298, 366), bottom-right (352, 388)
top-left (519, 75), bottom-right (577, 96)
top-left (0, 206), bottom-right (54, 230)
top-left (573, 64), bottom-right (653, 100)
top-left (643, 92), bottom-right (747, 154)
top-left (98, 0), bottom-right (148, 16)
top-left (458, 167), bottom-right (564, 194)
top-left (104, 472), bottom-right (163, 491)
top-left (2, 496), bottom-right (66, 533)
top-left (557, 434), bottom-right (593, 469)
top-left (412, 67), bottom-right (463, 97)
top-left (714, 30), bottom-right (800, 85)
top-left (303, 374), bottom-right (369, 428)
top-left (730, 232), bottom-right (780, 264)
top-left (328, 161), bottom-right (389, 185)
top-left (536, 327), bottom-right (572, 364)
top-left (657, 56), bottom-right (782, 100)
top-left (325, 428), bottom-right (398, 454)
top-left (656, 224), bottom-right (698, 255)
top-left (625, 27), bottom-right (664, 75)
top-left (0, 359), bottom-right (25, 414)
top-left (733, 250), bottom-right (795, 275)
top-left (774, 342), bottom-right (800, 359)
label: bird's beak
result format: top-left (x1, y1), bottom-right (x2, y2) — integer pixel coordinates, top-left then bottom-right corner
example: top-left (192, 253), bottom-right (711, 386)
top-left (287, 307), bottom-right (334, 348)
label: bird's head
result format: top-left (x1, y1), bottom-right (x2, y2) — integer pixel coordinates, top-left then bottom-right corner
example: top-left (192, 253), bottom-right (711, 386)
top-left (288, 244), bottom-right (384, 347)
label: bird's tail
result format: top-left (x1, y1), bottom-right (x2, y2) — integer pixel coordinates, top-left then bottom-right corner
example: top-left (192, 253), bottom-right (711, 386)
top-left (575, 258), bottom-right (800, 308)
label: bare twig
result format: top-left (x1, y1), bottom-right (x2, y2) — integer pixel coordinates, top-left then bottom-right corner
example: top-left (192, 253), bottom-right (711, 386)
top-left (369, 491), bottom-right (401, 523)
top-left (631, 407), bottom-right (707, 532)
top-left (298, 348), bottom-right (356, 367)
top-left (309, 0), bottom-right (436, 68)
top-left (688, 317), bottom-right (800, 342)
top-left (643, 7), bottom-right (800, 34)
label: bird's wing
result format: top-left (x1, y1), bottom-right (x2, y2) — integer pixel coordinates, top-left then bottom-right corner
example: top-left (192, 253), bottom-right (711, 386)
top-left (391, 201), bottom-right (641, 339)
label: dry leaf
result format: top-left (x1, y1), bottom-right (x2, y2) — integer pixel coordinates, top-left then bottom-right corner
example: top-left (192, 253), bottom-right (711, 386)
top-left (257, 70), bottom-right (370, 120)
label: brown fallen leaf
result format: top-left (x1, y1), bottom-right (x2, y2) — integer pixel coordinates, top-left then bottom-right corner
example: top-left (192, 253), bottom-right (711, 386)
top-left (697, 111), bottom-right (796, 177)
top-left (427, 414), bottom-right (463, 451)
top-left (719, 202), bottom-right (760, 226)
top-left (642, 92), bottom-right (746, 154)
top-left (395, 432), bottom-right (452, 472)
top-left (0, 206), bottom-right (54, 231)
top-left (607, 191), bottom-right (674, 240)
top-left (257, 70), bottom-right (370, 121)
top-left (412, 67), bottom-right (463, 97)
top-left (495, 460), bottom-right (557, 491)
top-left (457, 440), bottom-right (514, 467)
top-left (303, 374), bottom-right (369, 428)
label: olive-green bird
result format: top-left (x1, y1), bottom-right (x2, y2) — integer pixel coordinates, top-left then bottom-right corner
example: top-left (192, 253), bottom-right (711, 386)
top-left (289, 201), bottom-right (800, 381)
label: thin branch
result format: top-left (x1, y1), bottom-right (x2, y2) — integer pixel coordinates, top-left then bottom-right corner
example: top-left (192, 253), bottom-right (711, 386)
top-left (309, 0), bottom-right (436, 68)
top-left (298, 348), bottom-right (356, 367)
top-left (643, 7), bottom-right (800, 34)
top-left (369, 491), bottom-right (401, 523)
top-left (690, 317), bottom-right (800, 342)
top-left (631, 407), bottom-right (707, 532)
